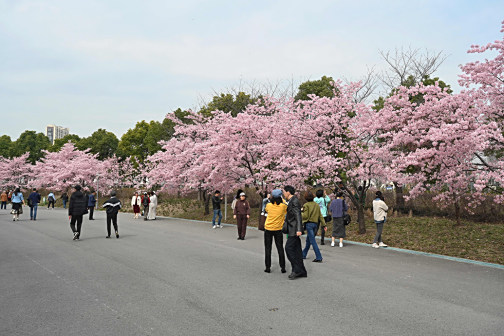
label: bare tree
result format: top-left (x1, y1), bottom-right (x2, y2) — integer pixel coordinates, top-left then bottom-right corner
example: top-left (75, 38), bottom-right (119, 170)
top-left (379, 47), bottom-right (448, 91)
top-left (347, 66), bottom-right (379, 103)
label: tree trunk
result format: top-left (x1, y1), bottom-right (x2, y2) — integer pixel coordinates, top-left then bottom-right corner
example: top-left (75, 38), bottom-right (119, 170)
top-left (454, 200), bottom-right (462, 226)
top-left (357, 203), bottom-right (366, 234)
top-left (203, 190), bottom-right (210, 215)
top-left (394, 182), bottom-right (405, 213)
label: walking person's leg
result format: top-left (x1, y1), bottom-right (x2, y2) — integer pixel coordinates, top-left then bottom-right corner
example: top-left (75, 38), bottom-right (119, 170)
top-left (273, 231), bottom-right (286, 272)
top-left (70, 216), bottom-right (78, 239)
top-left (106, 215), bottom-right (112, 237)
top-left (302, 225), bottom-right (312, 259)
top-left (292, 236), bottom-right (307, 275)
top-left (89, 206), bottom-right (94, 220)
top-left (76, 215), bottom-right (83, 239)
top-left (320, 221), bottom-right (326, 245)
top-left (264, 230), bottom-right (273, 272)
top-left (33, 204), bottom-right (38, 220)
top-left (212, 210), bottom-right (218, 227)
top-left (113, 214), bottom-right (119, 238)
top-left (372, 221), bottom-right (384, 247)
top-left (217, 210), bottom-right (222, 227)
top-left (307, 223), bottom-right (322, 261)
top-left (236, 215), bottom-right (243, 239)
top-left (30, 206), bottom-right (34, 220)
top-left (242, 216), bottom-right (248, 239)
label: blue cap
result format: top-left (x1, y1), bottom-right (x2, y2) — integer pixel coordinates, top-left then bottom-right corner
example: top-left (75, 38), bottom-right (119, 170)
top-left (271, 189), bottom-right (283, 198)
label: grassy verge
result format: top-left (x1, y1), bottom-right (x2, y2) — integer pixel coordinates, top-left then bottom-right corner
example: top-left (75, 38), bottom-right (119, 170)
top-left (123, 198), bottom-right (504, 265)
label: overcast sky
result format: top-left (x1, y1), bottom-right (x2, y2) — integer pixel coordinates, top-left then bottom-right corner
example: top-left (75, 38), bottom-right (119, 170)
top-left (1, 0), bottom-right (503, 140)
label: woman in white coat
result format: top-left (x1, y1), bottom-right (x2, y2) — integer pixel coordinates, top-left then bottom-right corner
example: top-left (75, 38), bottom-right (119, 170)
top-left (131, 192), bottom-right (141, 219)
top-left (147, 191), bottom-right (157, 220)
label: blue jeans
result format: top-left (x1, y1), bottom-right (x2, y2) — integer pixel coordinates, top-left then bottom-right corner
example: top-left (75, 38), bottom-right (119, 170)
top-left (62, 200), bottom-right (67, 209)
top-left (212, 209), bottom-right (222, 226)
top-left (302, 222), bottom-right (322, 261)
top-left (30, 204), bottom-right (38, 219)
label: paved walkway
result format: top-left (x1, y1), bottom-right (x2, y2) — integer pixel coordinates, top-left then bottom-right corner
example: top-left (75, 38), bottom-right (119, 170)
top-left (1, 208), bottom-right (503, 335)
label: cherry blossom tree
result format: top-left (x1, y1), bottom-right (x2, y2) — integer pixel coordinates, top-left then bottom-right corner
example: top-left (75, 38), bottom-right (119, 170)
top-left (31, 143), bottom-right (118, 193)
top-left (0, 153), bottom-right (33, 190)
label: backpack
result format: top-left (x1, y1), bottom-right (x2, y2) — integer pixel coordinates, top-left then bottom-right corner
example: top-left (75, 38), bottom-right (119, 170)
top-left (142, 197), bottom-right (149, 206)
top-left (231, 198), bottom-right (237, 210)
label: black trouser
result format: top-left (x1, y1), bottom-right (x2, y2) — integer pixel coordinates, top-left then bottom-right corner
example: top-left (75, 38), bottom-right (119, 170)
top-left (107, 213), bottom-right (118, 236)
top-left (285, 236), bottom-right (307, 276)
top-left (143, 205), bottom-right (149, 220)
top-left (264, 230), bottom-right (285, 270)
top-left (1, 201), bottom-right (6, 209)
top-left (70, 215), bottom-right (83, 237)
top-left (315, 223), bottom-right (326, 244)
top-left (236, 214), bottom-right (248, 239)
top-left (48, 200), bottom-right (55, 208)
top-left (88, 206), bottom-right (94, 219)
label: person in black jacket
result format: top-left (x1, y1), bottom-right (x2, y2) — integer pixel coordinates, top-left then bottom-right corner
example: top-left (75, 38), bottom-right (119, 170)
top-left (103, 191), bottom-right (121, 239)
top-left (211, 190), bottom-right (223, 228)
top-left (68, 185), bottom-right (88, 240)
top-left (283, 185), bottom-right (307, 280)
top-left (27, 188), bottom-right (41, 220)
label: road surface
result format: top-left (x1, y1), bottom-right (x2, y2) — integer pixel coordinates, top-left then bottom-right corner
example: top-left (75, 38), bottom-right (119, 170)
top-left (1, 207), bottom-right (503, 335)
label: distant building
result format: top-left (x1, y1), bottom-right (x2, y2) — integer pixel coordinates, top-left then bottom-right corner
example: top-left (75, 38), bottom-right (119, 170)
top-left (46, 125), bottom-right (69, 145)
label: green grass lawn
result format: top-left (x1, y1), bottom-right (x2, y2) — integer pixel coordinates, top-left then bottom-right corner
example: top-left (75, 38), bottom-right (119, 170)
top-left (127, 198), bottom-right (504, 265)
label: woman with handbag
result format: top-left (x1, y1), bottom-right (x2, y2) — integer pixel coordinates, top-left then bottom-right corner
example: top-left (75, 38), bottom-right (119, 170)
top-left (329, 192), bottom-right (348, 247)
top-left (314, 189), bottom-right (331, 245)
top-left (11, 188), bottom-right (25, 221)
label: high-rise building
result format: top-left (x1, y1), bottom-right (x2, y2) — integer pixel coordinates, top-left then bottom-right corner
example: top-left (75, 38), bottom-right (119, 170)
top-left (46, 125), bottom-right (69, 145)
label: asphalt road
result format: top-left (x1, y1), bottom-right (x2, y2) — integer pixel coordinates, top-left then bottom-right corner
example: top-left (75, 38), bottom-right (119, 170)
top-left (1, 207), bottom-right (503, 336)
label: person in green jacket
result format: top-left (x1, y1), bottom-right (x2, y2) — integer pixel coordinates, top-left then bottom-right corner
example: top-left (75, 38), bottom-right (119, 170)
top-left (301, 191), bottom-right (326, 262)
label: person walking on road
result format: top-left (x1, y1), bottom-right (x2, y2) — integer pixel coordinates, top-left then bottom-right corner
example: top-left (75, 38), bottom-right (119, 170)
top-left (302, 191), bottom-right (325, 262)
top-left (233, 192), bottom-right (250, 240)
top-left (263, 189), bottom-right (287, 274)
top-left (47, 192), bottom-right (55, 209)
top-left (329, 192), bottom-right (348, 247)
top-left (283, 185), bottom-right (307, 280)
top-left (11, 188), bottom-right (24, 221)
top-left (28, 188), bottom-right (41, 221)
top-left (87, 191), bottom-right (96, 220)
top-left (314, 189), bottom-right (331, 245)
top-left (61, 192), bottom-right (69, 209)
top-left (131, 192), bottom-right (141, 219)
top-left (103, 191), bottom-right (121, 239)
top-left (142, 192), bottom-right (150, 221)
top-left (147, 191), bottom-right (157, 220)
top-left (212, 190), bottom-right (223, 228)
top-left (1, 190), bottom-right (7, 209)
top-left (372, 191), bottom-right (389, 248)
top-left (68, 185), bottom-right (88, 240)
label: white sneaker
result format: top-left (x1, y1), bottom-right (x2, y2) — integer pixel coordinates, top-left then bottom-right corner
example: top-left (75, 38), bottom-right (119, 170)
top-left (379, 242), bottom-right (388, 247)
top-left (331, 241), bottom-right (335, 247)
top-left (339, 242), bottom-right (343, 248)
top-left (218, 225), bottom-right (223, 228)
top-left (212, 225), bottom-right (216, 229)
top-left (372, 243), bottom-right (379, 248)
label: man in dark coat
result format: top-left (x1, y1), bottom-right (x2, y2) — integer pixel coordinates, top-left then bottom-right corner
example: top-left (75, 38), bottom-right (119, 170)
top-left (87, 191), bottom-right (96, 220)
top-left (68, 185), bottom-right (88, 240)
top-left (283, 185), bottom-right (307, 280)
top-left (103, 191), bottom-right (121, 239)
top-left (28, 188), bottom-right (41, 220)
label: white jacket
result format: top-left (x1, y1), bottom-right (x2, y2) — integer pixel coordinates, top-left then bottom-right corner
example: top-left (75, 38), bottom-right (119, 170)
top-left (131, 195), bottom-right (141, 207)
top-left (373, 198), bottom-right (388, 222)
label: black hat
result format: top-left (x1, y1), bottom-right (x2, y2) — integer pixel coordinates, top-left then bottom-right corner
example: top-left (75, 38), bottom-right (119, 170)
top-left (75, 185), bottom-right (82, 191)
